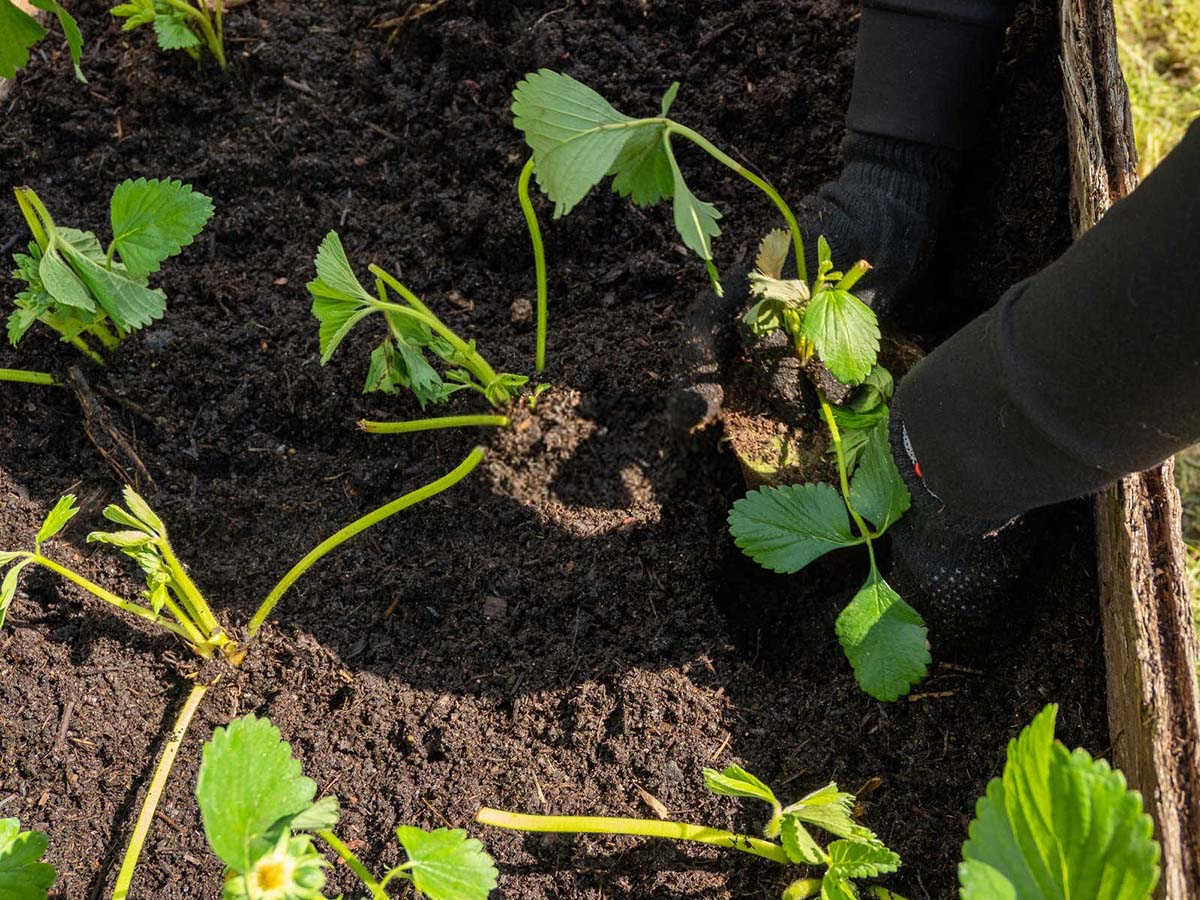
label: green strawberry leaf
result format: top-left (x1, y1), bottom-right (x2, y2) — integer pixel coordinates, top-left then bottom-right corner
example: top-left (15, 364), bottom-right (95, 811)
top-left (38, 246), bottom-right (95, 312)
top-left (0, 0), bottom-right (47, 79)
top-left (802, 287), bottom-right (880, 385)
top-left (109, 177), bottom-right (214, 277)
top-left (728, 482), bottom-right (860, 574)
top-left (1, 558), bottom-right (35, 629)
top-left (960, 704), bottom-right (1160, 899)
top-left (120, 485), bottom-right (165, 536)
top-left (196, 715), bottom-right (321, 874)
top-left (665, 134), bottom-right (722, 264)
top-left (826, 838), bottom-right (901, 879)
top-left (309, 231), bottom-right (374, 304)
top-left (512, 68), bottom-right (639, 218)
top-left (819, 873), bottom-right (857, 900)
top-left (288, 796), bottom-right (340, 832)
top-left (848, 419), bottom-right (910, 533)
top-left (153, 9), bottom-right (199, 50)
top-left (56, 239), bottom-right (166, 332)
top-left (392, 826), bottom-right (498, 900)
top-left (702, 764), bottom-right (780, 809)
top-left (784, 783), bottom-right (874, 843)
top-left (0, 819), bottom-right (55, 899)
top-left (35, 494), bottom-right (78, 548)
top-left (780, 814), bottom-right (824, 865)
top-left (835, 572), bottom-right (928, 701)
top-left (110, 0), bottom-right (155, 29)
top-left (609, 124), bottom-right (674, 207)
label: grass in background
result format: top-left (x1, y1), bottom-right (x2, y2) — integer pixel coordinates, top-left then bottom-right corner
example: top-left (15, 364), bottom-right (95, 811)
top-left (1113, 0), bottom-right (1200, 632)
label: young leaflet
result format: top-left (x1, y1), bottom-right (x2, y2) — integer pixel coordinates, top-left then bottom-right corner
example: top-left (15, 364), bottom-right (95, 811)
top-left (0, 0), bottom-right (84, 81)
top-left (307, 230), bottom-right (526, 417)
top-left (728, 233), bottom-right (928, 702)
top-left (197, 715), bottom-right (498, 900)
top-left (0, 818), bottom-right (55, 900)
top-left (4, 178), bottom-right (213, 381)
top-left (110, 0), bottom-right (228, 69)
top-left (478, 764), bottom-right (902, 900)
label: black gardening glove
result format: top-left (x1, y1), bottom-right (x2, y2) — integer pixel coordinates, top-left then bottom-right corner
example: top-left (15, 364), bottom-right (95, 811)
top-left (886, 411), bottom-right (1039, 657)
top-left (798, 131), bottom-right (960, 317)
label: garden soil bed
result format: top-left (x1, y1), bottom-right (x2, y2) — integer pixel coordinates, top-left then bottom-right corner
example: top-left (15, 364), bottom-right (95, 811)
top-left (0, 1), bottom-right (1105, 897)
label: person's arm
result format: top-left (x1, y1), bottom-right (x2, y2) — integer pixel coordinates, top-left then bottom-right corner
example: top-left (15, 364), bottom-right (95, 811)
top-left (896, 119), bottom-right (1200, 521)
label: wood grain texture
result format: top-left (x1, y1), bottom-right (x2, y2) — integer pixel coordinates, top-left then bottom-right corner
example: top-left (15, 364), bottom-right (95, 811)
top-left (1061, 1), bottom-right (1200, 896)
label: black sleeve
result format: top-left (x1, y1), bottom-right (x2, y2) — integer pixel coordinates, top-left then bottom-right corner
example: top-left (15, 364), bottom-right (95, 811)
top-left (847, 0), bottom-right (1017, 149)
top-left (895, 120), bottom-right (1200, 521)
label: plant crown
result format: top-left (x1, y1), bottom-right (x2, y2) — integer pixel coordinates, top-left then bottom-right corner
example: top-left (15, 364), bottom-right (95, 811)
top-left (728, 232), bottom-right (927, 702)
top-left (8, 179), bottom-right (213, 363)
top-left (198, 714), bottom-right (498, 900)
top-left (0, 0), bottom-right (83, 81)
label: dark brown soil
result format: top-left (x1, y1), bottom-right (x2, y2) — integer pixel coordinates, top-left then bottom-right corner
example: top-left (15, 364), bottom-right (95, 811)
top-left (0, 1), bottom-right (1104, 898)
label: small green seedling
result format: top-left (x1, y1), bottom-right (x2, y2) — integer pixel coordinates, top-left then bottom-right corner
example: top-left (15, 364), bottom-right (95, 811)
top-left (308, 230), bottom-right (526, 429)
top-left (728, 232), bottom-right (928, 702)
top-left (959, 704), bottom-right (1160, 898)
top-left (110, 0), bottom-right (227, 70)
top-left (197, 714), bottom-right (498, 900)
top-left (479, 764), bottom-right (902, 900)
top-left (0, 0), bottom-right (83, 81)
top-left (1, 447), bottom-right (485, 898)
top-left (511, 69), bottom-right (806, 371)
top-left (3, 178), bottom-right (213, 385)
top-left (0, 818), bottom-right (55, 900)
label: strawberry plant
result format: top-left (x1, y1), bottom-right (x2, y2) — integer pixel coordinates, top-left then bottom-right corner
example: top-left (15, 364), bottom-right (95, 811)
top-left (307, 230), bottom-right (525, 433)
top-left (479, 765), bottom-right (903, 900)
top-left (728, 231), bottom-right (928, 702)
top-left (0, 446), bottom-right (485, 898)
top-left (2, 178), bottom-right (213, 385)
top-left (197, 714), bottom-right (498, 900)
top-left (0, 0), bottom-right (83, 80)
top-left (110, 0), bottom-right (227, 70)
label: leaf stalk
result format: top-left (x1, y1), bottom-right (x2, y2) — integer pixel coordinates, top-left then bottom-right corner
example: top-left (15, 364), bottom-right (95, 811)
top-left (517, 158), bottom-right (549, 372)
top-left (315, 829), bottom-right (389, 900)
top-left (0, 368), bottom-right (59, 386)
top-left (358, 414), bottom-right (509, 434)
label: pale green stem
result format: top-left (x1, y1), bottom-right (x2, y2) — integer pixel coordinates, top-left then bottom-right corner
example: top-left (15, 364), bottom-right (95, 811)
top-left (315, 829), bottom-right (388, 899)
top-left (246, 446), bottom-right (487, 637)
top-left (156, 537), bottom-right (223, 639)
top-left (475, 808), bottom-right (791, 865)
top-left (366, 298), bottom-right (501, 392)
top-left (87, 321), bottom-right (121, 350)
top-left (818, 397), bottom-right (878, 565)
top-left (68, 336), bottom-right (106, 365)
top-left (111, 680), bottom-right (209, 900)
top-left (834, 260), bottom-right (871, 293)
top-left (358, 414), bottom-right (509, 434)
top-left (517, 158), bottom-right (549, 372)
top-left (0, 368), bottom-right (59, 386)
top-left (32, 554), bottom-right (201, 645)
top-left (666, 122), bottom-right (808, 283)
top-left (368, 264), bottom-right (438, 320)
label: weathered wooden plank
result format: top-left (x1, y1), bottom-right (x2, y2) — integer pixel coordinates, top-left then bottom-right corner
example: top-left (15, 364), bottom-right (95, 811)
top-left (1061, 1), bottom-right (1200, 896)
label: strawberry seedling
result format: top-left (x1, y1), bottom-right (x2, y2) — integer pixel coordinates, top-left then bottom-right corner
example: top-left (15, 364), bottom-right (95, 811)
top-left (110, 0), bottom-right (227, 70)
top-left (307, 230), bottom-right (526, 432)
top-left (2, 178), bottom-right (213, 385)
top-left (479, 764), bottom-right (902, 900)
top-left (729, 232), bottom-right (928, 702)
top-left (197, 714), bottom-right (497, 900)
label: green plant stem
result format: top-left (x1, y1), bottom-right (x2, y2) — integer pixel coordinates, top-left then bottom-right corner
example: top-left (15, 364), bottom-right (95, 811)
top-left (67, 335), bottom-right (106, 365)
top-left (246, 445), bottom-right (487, 637)
top-left (818, 396), bottom-right (877, 564)
top-left (367, 297), bottom-right (501, 391)
top-left (31, 553), bottom-right (201, 644)
top-left (666, 122), bottom-right (807, 283)
top-left (358, 414), bottom-right (509, 434)
top-left (475, 808), bottom-right (790, 865)
top-left (111, 680), bottom-right (209, 900)
top-left (368, 264), bottom-right (438, 320)
top-left (13, 186), bottom-right (51, 250)
top-left (0, 368), bottom-right (59, 386)
top-left (316, 829), bottom-right (388, 900)
top-left (156, 538), bottom-right (223, 640)
top-left (517, 158), bottom-right (549, 372)
top-left (87, 322), bottom-right (121, 350)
